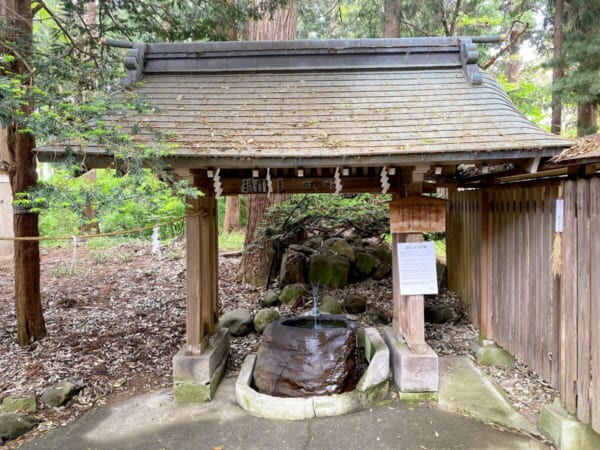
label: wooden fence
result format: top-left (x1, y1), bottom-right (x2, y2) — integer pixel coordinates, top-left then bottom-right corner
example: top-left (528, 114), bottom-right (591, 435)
top-left (447, 178), bottom-right (600, 432)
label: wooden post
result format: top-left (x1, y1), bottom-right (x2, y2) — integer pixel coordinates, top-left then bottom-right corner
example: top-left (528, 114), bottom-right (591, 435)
top-left (394, 233), bottom-right (427, 353)
top-left (390, 166), bottom-right (430, 354)
top-left (480, 188), bottom-right (493, 339)
top-left (185, 187), bottom-right (218, 355)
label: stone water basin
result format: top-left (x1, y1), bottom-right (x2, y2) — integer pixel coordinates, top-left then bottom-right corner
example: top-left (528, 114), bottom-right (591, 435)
top-left (235, 321), bottom-right (390, 420)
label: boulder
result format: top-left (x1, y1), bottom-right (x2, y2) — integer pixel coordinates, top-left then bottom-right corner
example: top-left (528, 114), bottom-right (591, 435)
top-left (330, 239), bottom-right (356, 262)
top-left (253, 316), bottom-right (358, 397)
top-left (319, 294), bottom-right (343, 314)
top-left (0, 397), bottom-right (36, 414)
top-left (354, 252), bottom-right (379, 276)
top-left (288, 244), bottom-right (314, 256)
top-left (369, 244), bottom-right (392, 265)
top-left (344, 294), bottom-right (367, 314)
top-left (41, 381), bottom-right (83, 408)
top-left (0, 413), bottom-right (41, 444)
top-left (254, 309), bottom-right (280, 334)
top-left (279, 251), bottom-right (307, 287)
top-left (308, 253), bottom-right (350, 289)
top-left (367, 308), bottom-right (392, 326)
top-left (424, 304), bottom-right (454, 324)
top-left (279, 283), bottom-right (307, 305)
top-left (262, 289), bottom-right (280, 307)
top-left (304, 236), bottom-right (323, 249)
top-left (372, 263), bottom-right (392, 280)
top-left (218, 308), bottom-right (253, 337)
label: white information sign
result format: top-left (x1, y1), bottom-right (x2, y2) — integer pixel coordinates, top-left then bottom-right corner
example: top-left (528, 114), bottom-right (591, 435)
top-left (555, 199), bottom-right (564, 233)
top-left (397, 242), bottom-right (439, 296)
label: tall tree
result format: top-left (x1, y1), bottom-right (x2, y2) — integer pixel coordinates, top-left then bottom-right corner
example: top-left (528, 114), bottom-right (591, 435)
top-left (383, 0), bottom-right (401, 37)
top-left (551, 0), bottom-right (564, 134)
top-left (238, 0), bottom-right (296, 286)
top-left (1, 0), bottom-right (46, 345)
top-left (552, 0), bottom-right (600, 136)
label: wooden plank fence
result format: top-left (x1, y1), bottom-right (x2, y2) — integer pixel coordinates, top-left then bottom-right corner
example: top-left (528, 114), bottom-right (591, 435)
top-left (447, 178), bottom-right (600, 432)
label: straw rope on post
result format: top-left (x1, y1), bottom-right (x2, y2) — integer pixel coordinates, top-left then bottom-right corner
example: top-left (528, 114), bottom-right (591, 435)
top-left (551, 183), bottom-right (564, 276)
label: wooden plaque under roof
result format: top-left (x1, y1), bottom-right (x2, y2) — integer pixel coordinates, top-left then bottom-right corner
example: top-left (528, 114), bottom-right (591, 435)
top-left (390, 197), bottom-right (447, 233)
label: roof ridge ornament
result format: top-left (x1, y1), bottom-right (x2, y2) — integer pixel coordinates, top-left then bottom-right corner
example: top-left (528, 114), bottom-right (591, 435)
top-left (123, 43), bottom-right (147, 85)
top-left (460, 38), bottom-right (483, 85)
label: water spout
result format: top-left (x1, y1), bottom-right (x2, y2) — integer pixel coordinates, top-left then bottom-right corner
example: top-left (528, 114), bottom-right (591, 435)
top-left (311, 284), bottom-right (320, 329)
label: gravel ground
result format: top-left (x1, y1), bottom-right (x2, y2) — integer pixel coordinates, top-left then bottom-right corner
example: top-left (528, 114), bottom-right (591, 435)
top-left (0, 239), bottom-right (558, 448)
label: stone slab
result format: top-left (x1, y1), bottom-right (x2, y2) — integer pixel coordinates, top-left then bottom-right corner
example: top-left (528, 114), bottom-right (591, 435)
top-left (172, 328), bottom-right (229, 403)
top-left (383, 327), bottom-right (438, 392)
top-left (470, 340), bottom-right (515, 366)
top-left (540, 402), bottom-right (600, 450)
top-left (439, 355), bottom-right (539, 436)
top-left (356, 328), bottom-right (389, 391)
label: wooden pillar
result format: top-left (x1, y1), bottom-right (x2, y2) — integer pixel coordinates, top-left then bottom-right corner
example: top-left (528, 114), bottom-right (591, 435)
top-left (480, 188), bottom-right (493, 340)
top-left (185, 189), bottom-right (218, 355)
top-left (391, 166), bottom-right (429, 354)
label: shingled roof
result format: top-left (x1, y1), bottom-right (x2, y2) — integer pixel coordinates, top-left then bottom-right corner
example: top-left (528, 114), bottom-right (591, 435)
top-left (37, 38), bottom-right (572, 170)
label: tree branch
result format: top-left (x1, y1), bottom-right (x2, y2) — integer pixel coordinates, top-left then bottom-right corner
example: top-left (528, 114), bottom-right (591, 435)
top-left (480, 20), bottom-right (529, 70)
top-left (35, 0), bottom-right (99, 67)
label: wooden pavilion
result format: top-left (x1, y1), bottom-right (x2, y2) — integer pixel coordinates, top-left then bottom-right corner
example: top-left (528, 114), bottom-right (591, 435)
top-left (37, 37), bottom-right (573, 400)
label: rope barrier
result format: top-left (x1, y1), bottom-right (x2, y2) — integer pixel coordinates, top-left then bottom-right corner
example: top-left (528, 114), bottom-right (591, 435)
top-left (0, 212), bottom-right (198, 242)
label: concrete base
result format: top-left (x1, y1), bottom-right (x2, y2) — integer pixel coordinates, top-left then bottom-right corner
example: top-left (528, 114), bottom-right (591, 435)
top-left (540, 402), bottom-right (600, 450)
top-left (383, 327), bottom-right (438, 392)
top-left (172, 328), bottom-right (229, 403)
top-left (470, 339), bottom-right (515, 366)
top-left (235, 327), bottom-right (390, 420)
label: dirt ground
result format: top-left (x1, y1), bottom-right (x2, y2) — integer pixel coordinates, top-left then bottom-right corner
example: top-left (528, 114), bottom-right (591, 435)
top-left (0, 239), bottom-right (558, 448)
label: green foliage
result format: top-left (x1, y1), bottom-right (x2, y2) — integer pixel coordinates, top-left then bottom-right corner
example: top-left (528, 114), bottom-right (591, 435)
top-left (254, 193), bottom-right (391, 253)
top-left (498, 73), bottom-right (551, 128)
top-left (37, 168), bottom-right (186, 241)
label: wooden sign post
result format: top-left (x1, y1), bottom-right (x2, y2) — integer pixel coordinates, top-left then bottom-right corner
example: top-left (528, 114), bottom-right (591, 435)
top-left (390, 196), bottom-right (446, 353)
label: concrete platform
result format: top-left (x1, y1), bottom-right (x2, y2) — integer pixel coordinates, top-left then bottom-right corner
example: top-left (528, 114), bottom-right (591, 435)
top-left (438, 355), bottom-right (540, 437)
top-left (21, 364), bottom-right (545, 450)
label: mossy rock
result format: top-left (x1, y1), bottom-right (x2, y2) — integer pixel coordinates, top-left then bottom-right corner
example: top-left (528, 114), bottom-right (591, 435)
top-left (309, 253), bottom-right (350, 289)
top-left (262, 289), bottom-right (280, 306)
top-left (355, 252), bottom-right (379, 276)
top-left (370, 244), bottom-right (392, 265)
top-left (254, 309), bottom-right (280, 333)
top-left (331, 239), bottom-right (356, 262)
top-left (280, 283), bottom-right (307, 304)
top-left (319, 294), bottom-right (343, 314)
top-left (0, 397), bottom-right (36, 414)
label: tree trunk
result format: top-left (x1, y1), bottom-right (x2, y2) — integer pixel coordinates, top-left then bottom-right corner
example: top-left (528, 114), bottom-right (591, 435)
top-left (1, 0), bottom-right (46, 345)
top-left (223, 195), bottom-right (241, 232)
top-left (244, 0), bottom-right (296, 40)
top-left (507, 1), bottom-right (523, 83)
top-left (577, 101), bottom-right (598, 137)
top-left (238, 0), bottom-right (296, 286)
top-left (551, 0), bottom-right (564, 135)
top-left (383, 0), bottom-right (401, 37)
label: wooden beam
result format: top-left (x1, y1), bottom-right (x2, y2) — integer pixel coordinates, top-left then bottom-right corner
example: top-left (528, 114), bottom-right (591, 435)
top-left (185, 188), bottom-right (218, 354)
